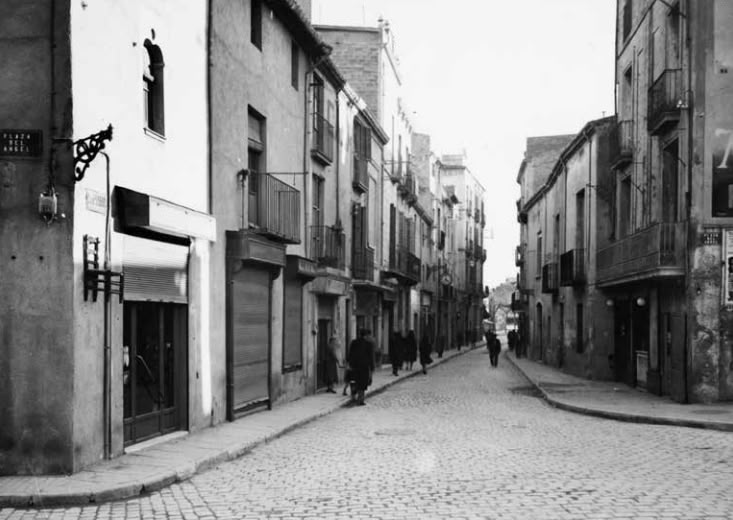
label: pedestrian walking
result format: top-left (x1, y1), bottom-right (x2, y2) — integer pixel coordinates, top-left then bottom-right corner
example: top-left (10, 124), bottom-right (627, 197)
top-left (347, 328), bottom-right (375, 405)
top-left (507, 329), bottom-right (518, 352)
top-left (419, 333), bottom-right (433, 375)
top-left (436, 334), bottom-right (445, 358)
top-left (404, 330), bottom-right (417, 371)
top-left (389, 332), bottom-right (403, 376)
top-left (489, 335), bottom-right (501, 367)
top-left (325, 334), bottom-right (341, 393)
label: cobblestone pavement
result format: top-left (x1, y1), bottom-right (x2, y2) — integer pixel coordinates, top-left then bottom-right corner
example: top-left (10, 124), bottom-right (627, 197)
top-left (3, 349), bottom-right (733, 520)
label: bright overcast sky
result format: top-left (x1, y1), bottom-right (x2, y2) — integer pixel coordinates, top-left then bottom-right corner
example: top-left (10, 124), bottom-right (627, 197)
top-left (312, 0), bottom-right (617, 288)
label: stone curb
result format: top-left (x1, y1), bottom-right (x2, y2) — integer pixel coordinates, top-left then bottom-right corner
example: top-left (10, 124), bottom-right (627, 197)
top-left (0, 343), bottom-right (481, 509)
top-left (504, 352), bottom-right (733, 433)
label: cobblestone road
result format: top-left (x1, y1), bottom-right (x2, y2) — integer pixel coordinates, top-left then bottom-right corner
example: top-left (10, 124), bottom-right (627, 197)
top-left (2, 349), bottom-right (733, 519)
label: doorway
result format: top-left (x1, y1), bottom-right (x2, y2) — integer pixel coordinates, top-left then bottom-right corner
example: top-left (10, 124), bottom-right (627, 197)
top-left (123, 302), bottom-right (187, 446)
top-left (614, 300), bottom-right (632, 384)
top-left (316, 318), bottom-right (332, 390)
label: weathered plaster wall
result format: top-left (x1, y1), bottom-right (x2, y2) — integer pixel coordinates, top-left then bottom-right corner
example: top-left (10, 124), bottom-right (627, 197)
top-left (0, 0), bottom-right (75, 475)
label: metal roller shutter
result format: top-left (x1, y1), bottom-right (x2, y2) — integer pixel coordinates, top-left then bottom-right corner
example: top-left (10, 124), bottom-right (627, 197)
top-left (282, 273), bottom-right (302, 369)
top-left (123, 235), bottom-right (189, 303)
top-left (231, 267), bottom-right (270, 412)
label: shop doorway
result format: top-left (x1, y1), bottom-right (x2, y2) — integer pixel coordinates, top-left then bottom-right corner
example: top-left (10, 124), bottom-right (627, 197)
top-left (614, 301), bottom-right (632, 384)
top-left (663, 312), bottom-right (687, 402)
top-left (316, 318), bottom-right (331, 390)
top-left (123, 302), bottom-right (187, 446)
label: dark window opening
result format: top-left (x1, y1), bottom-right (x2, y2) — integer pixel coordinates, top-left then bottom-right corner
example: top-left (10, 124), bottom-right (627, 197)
top-left (143, 40), bottom-right (165, 136)
top-left (251, 0), bottom-right (262, 49)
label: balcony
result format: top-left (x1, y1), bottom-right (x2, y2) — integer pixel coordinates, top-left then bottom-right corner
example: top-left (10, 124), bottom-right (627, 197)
top-left (541, 262), bottom-right (559, 294)
top-left (310, 225), bottom-right (345, 269)
top-left (515, 245), bottom-right (524, 266)
top-left (612, 120), bottom-right (634, 169)
top-left (353, 154), bottom-right (368, 193)
top-left (352, 245), bottom-right (374, 281)
top-left (311, 113), bottom-right (334, 164)
top-left (248, 172), bottom-right (300, 244)
top-left (474, 209), bottom-right (481, 222)
top-left (398, 172), bottom-right (417, 203)
top-left (597, 222), bottom-right (686, 286)
top-left (384, 245), bottom-right (420, 285)
top-left (648, 69), bottom-right (682, 135)
top-left (560, 249), bottom-right (586, 287)
top-left (481, 248), bottom-right (487, 263)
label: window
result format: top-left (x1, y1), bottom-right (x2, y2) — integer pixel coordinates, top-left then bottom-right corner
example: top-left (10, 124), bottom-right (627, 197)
top-left (143, 40), bottom-right (165, 136)
top-left (251, 0), bottom-right (262, 49)
top-left (353, 118), bottom-right (371, 192)
top-left (622, 0), bottom-right (632, 41)
top-left (312, 175), bottom-right (324, 229)
top-left (291, 41), bottom-right (299, 90)
top-left (553, 214), bottom-right (560, 257)
top-left (576, 189), bottom-right (585, 250)
top-left (536, 233), bottom-right (542, 278)
top-left (619, 176), bottom-right (631, 237)
top-left (248, 108), bottom-right (265, 226)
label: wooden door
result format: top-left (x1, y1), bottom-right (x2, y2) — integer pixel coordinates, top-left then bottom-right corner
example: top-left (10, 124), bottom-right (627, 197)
top-left (669, 313), bottom-right (687, 402)
top-left (614, 301), bottom-right (631, 383)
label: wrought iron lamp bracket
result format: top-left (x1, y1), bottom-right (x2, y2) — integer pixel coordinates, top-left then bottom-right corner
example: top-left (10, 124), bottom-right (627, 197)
top-left (73, 125), bottom-right (113, 182)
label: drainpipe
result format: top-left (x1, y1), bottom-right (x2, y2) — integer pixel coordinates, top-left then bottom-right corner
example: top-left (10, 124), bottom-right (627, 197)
top-left (684, 0), bottom-right (692, 404)
top-left (101, 152), bottom-right (112, 459)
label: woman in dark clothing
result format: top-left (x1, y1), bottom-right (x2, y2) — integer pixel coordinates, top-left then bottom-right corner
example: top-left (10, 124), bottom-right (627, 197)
top-left (419, 333), bottom-right (433, 374)
top-left (325, 334), bottom-right (341, 393)
top-left (347, 329), bottom-right (375, 405)
top-left (405, 330), bottom-right (418, 371)
top-left (389, 332), bottom-right (403, 376)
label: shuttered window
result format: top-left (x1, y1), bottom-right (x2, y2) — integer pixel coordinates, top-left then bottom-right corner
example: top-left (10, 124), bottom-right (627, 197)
top-left (230, 267), bottom-right (270, 412)
top-left (282, 272), bottom-right (302, 370)
top-left (123, 235), bottom-right (188, 303)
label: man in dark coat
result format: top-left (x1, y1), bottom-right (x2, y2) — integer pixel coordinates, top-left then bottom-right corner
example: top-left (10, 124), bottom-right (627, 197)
top-left (389, 332), bottom-right (403, 376)
top-left (489, 334), bottom-right (501, 367)
top-left (419, 333), bottom-right (433, 375)
top-left (347, 328), bottom-right (375, 405)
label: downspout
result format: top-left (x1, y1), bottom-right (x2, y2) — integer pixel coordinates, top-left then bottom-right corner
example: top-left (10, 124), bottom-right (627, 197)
top-left (334, 88), bottom-right (342, 229)
top-left (206, 0), bottom-right (213, 215)
top-left (101, 152), bottom-right (112, 460)
top-left (684, 0), bottom-right (692, 403)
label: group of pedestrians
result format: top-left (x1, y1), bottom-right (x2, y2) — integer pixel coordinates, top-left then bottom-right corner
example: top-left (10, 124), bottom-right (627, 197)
top-left (324, 327), bottom-right (437, 406)
top-left (389, 330), bottom-right (434, 376)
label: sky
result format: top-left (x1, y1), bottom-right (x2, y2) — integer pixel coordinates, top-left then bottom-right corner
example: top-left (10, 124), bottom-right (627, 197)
top-left (312, 0), bottom-right (617, 288)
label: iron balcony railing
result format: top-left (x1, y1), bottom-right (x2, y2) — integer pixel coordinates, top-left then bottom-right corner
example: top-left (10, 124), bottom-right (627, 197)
top-left (310, 225), bottom-right (345, 269)
top-left (352, 245), bottom-right (374, 281)
top-left (353, 154), bottom-right (368, 193)
top-left (312, 113), bottom-right (334, 163)
top-left (398, 172), bottom-right (417, 199)
top-left (560, 248), bottom-right (586, 286)
top-left (597, 221), bottom-right (685, 285)
top-left (613, 120), bottom-right (634, 168)
top-left (248, 172), bottom-right (300, 244)
top-left (541, 262), bottom-right (559, 293)
top-left (515, 245), bottom-right (524, 266)
top-left (648, 69), bottom-right (682, 134)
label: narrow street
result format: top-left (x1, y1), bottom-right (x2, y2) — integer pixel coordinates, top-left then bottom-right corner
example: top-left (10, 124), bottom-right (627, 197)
top-left (2, 349), bottom-right (732, 520)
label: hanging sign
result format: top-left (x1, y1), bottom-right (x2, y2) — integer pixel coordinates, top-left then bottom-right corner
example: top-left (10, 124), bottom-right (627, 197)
top-left (0, 130), bottom-right (42, 158)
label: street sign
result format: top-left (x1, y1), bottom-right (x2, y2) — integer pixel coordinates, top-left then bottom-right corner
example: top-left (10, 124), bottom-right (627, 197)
top-left (0, 130), bottom-right (42, 158)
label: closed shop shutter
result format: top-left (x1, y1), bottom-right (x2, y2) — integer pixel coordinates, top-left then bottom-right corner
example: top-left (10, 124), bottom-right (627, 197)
top-left (282, 272), bottom-right (302, 369)
top-left (123, 235), bottom-right (189, 303)
top-left (231, 266), bottom-right (270, 412)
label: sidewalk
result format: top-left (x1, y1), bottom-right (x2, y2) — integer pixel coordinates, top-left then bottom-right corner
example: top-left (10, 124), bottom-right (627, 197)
top-left (506, 350), bottom-right (733, 432)
top-left (0, 342), bottom-right (483, 508)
